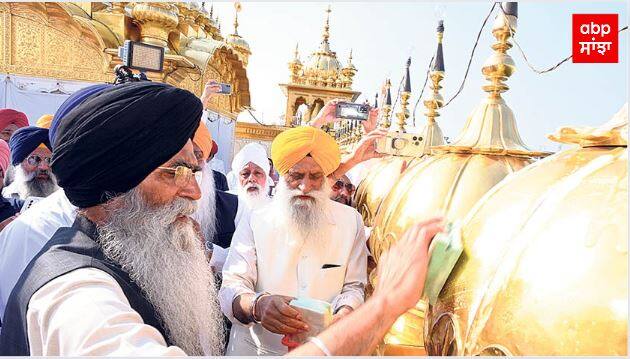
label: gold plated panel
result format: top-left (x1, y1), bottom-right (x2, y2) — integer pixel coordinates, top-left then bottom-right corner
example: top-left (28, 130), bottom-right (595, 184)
top-left (355, 156), bottom-right (413, 227)
top-left (426, 145), bottom-right (628, 355)
top-left (369, 152), bottom-right (531, 352)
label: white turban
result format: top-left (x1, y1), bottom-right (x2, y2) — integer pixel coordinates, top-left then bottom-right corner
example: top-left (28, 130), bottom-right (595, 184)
top-left (231, 142), bottom-right (271, 179)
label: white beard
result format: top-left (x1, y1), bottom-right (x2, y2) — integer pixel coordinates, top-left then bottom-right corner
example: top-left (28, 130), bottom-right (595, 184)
top-left (97, 188), bottom-right (224, 355)
top-left (192, 164), bottom-right (217, 242)
top-left (12, 165), bottom-right (58, 199)
top-left (273, 178), bottom-right (330, 245)
top-left (237, 181), bottom-right (270, 210)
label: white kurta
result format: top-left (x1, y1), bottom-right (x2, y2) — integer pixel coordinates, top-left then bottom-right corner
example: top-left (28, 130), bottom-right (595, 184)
top-left (25, 267), bottom-right (185, 356)
top-left (0, 189), bottom-right (76, 321)
top-left (219, 199), bottom-right (368, 355)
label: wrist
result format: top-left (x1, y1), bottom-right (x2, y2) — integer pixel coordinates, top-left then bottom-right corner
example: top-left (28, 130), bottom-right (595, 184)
top-left (371, 292), bottom-right (403, 324)
top-left (250, 292), bottom-right (270, 323)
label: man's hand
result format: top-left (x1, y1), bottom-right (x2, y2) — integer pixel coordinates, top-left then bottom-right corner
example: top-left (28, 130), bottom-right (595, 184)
top-left (362, 107), bottom-right (380, 133)
top-left (200, 80), bottom-right (223, 110)
top-left (309, 99), bottom-right (342, 128)
top-left (256, 295), bottom-right (309, 335)
top-left (348, 128), bottom-right (387, 164)
top-left (374, 217), bottom-right (445, 318)
top-left (332, 306), bottom-right (353, 324)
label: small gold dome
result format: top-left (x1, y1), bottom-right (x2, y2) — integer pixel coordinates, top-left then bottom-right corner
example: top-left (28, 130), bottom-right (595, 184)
top-left (304, 48), bottom-right (342, 73)
top-left (425, 104), bottom-right (628, 356)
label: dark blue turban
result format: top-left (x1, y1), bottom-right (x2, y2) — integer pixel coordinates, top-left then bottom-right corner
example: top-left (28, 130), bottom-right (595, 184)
top-left (50, 83), bottom-right (113, 148)
top-left (9, 126), bottom-right (51, 166)
top-left (51, 82), bottom-right (202, 208)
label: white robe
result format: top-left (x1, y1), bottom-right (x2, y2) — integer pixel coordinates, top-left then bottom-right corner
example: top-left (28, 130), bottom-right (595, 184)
top-left (219, 199), bottom-right (368, 355)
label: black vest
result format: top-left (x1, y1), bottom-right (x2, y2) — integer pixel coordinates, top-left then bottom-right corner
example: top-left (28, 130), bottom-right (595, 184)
top-left (213, 190), bottom-right (238, 249)
top-left (0, 215), bottom-right (171, 355)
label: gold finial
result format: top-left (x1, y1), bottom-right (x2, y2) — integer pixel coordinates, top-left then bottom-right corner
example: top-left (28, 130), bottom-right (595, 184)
top-left (233, 11), bottom-right (239, 35)
top-left (322, 5), bottom-right (331, 43)
top-left (395, 58), bottom-right (412, 133)
top-left (424, 21), bottom-right (445, 124)
top-left (294, 42), bottom-right (300, 60)
top-left (380, 78), bottom-right (393, 129)
top-left (482, 3), bottom-right (516, 97)
top-left (348, 48), bottom-right (353, 64)
top-left (209, 3), bottom-right (214, 17)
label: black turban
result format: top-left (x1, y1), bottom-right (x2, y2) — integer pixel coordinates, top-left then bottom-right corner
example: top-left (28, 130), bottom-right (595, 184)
top-left (9, 126), bottom-right (51, 166)
top-left (51, 82), bottom-right (202, 208)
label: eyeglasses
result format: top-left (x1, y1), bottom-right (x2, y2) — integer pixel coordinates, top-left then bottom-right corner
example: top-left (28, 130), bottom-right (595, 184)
top-left (27, 155), bottom-right (51, 167)
top-left (333, 180), bottom-right (355, 193)
top-left (157, 166), bottom-right (198, 187)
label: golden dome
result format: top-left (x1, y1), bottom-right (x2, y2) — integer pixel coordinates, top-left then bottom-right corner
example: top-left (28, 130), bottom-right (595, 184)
top-left (355, 156), bottom-right (415, 226)
top-left (369, 5), bottom-right (547, 354)
top-left (288, 6), bottom-right (355, 89)
top-left (425, 103), bottom-right (628, 356)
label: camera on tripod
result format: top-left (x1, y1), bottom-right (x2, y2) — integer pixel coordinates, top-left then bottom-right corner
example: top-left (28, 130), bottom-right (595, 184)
top-left (114, 40), bottom-right (165, 84)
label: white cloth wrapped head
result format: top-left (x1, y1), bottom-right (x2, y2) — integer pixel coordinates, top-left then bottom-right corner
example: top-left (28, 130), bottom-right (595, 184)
top-left (231, 142), bottom-right (271, 179)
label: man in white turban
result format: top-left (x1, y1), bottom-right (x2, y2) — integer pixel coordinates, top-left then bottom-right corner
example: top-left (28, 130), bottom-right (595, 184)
top-left (229, 142), bottom-right (272, 210)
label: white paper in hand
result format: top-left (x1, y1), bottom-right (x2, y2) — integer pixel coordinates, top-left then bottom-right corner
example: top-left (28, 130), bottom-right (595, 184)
top-left (289, 297), bottom-right (333, 344)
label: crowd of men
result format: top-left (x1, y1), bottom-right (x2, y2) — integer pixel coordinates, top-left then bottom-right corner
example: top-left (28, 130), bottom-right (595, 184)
top-left (0, 80), bottom-right (443, 356)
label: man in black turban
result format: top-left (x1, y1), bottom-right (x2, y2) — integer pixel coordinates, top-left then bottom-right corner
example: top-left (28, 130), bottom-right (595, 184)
top-left (0, 82), bottom-right (226, 356)
top-left (2, 126), bottom-right (58, 200)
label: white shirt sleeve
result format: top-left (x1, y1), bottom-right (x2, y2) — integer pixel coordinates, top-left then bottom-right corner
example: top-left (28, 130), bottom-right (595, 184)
top-left (26, 267), bottom-right (186, 356)
top-left (331, 211), bottom-right (368, 312)
top-left (218, 209), bottom-right (257, 325)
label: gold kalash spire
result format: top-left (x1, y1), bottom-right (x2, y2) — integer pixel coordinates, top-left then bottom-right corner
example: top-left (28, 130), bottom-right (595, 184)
top-left (369, 3), bottom-right (549, 355)
top-left (355, 21), bottom-right (448, 229)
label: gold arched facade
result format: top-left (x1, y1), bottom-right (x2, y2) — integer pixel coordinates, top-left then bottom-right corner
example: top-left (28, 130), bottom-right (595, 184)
top-left (0, 2), bottom-right (250, 119)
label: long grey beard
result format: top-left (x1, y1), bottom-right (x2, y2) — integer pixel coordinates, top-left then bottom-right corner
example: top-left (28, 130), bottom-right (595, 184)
top-left (192, 164), bottom-right (217, 242)
top-left (97, 188), bottom-right (225, 355)
top-left (237, 181), bottom-right (270, 210)
top-left (273, 178), bottom-right (331, 244)
top-left (13, 165), bottom-right (58, 199)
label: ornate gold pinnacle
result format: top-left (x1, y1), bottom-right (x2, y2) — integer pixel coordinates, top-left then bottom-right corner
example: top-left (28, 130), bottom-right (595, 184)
top-left (395, 58), bottom-right (412, 133)
top-left (424, 21), bottom-right (445, 124)
top-left (380, 79), bottom-right (393, 130)
top-left (481, 4), bottom-right (517, 97)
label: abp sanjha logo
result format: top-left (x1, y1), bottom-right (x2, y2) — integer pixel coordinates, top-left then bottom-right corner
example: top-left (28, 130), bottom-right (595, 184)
top-left (573, 14), bottom-right (618, 63)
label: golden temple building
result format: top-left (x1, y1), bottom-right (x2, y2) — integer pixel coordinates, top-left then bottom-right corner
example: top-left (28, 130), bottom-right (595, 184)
top-left (279, 6), bottom-right (360, 127)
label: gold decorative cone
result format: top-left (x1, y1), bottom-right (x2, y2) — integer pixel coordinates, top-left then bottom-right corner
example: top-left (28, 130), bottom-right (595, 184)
top-left (425, 104), bottom-right (628, 356)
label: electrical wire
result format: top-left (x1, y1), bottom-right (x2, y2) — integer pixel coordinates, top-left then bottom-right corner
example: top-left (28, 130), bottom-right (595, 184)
top-left (441, 2), bottom-right (498, 108)
top-left (498, 4), bottom-right (628, 74)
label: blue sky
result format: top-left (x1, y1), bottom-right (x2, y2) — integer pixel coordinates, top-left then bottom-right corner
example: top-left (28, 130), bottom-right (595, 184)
top-left (209, 1), bottom-right (628, 151)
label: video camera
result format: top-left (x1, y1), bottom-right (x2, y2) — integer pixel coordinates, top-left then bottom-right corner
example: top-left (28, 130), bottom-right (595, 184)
top-left (113, 40), bottom-right (165, 84)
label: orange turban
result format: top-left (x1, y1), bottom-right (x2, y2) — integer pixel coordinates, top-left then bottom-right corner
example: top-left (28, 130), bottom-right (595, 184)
top-left (0, 139), bottom-right (9, 174)
top-left (192, 121), bottom-right (213, 160)
top-left (36, 114), bottom-right (53, 129)
top-left (271, 126), bottom-right (340, 176)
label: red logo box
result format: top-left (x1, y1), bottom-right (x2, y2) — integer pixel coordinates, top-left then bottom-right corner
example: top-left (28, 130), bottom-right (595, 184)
top-left (572, 14), bottom-right (618, 63)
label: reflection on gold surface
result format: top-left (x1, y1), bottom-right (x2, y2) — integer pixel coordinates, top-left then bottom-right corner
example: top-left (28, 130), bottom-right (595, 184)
top-left (370, 7), bottom-right (547, 354)
top-left (426, 104), bottom-right (628, 355)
